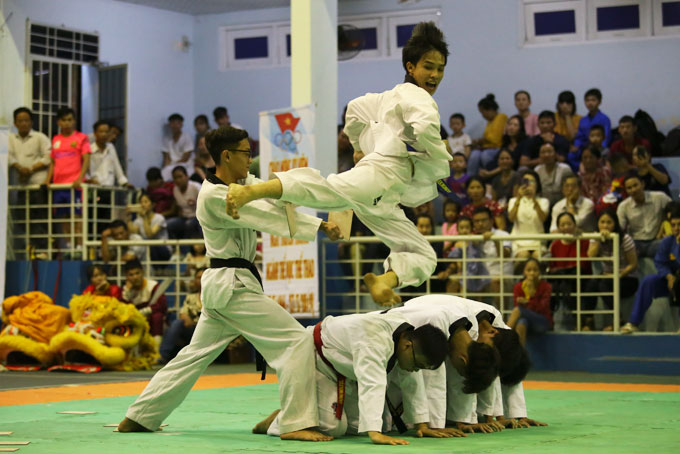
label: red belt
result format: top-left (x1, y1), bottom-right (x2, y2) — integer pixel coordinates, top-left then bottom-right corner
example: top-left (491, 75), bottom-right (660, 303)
top-left (313, 322), bottom-right (346, 420)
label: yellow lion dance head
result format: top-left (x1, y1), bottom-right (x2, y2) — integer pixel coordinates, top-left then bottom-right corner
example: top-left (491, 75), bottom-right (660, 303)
top-left (49, 294), bottom-right (158, 371)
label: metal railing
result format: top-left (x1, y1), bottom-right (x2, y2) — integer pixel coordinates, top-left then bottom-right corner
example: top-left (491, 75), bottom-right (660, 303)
top-left (321, 233), bottom-right (621, 332)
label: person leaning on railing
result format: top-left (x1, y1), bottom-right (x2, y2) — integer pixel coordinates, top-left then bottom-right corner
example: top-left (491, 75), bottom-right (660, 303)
top-left (100, 219), bottom-right (146, 263)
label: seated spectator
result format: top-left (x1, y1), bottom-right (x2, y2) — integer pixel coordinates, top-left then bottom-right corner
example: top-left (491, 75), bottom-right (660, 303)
top-left (441, 198), bottom-right (461, 255)
top-left (445, 216), bottom-right (490, 294)
top-left (88, 120), bottom-right (130, 188)
top-left (587, 124), bottom-right (609, 159)
top-left (549, 212), bottom-right (593, 329)
top-left (161, 113), bottom-right (194, 181)
top-left (657, 201), bottom-right (680, 240)
top-left (488, 149), bottom-right (518, 208)
top-left (617, 171), bottom-right (671, 258)
top-left (579, 146), bottom-right (612, 204)
top-left (609, 115), bottom-right (651, 164)
top-left (192, 136), bottom-right (217, 182)
top-left (146, 167), bottom-right (176, 218)
top-left (121, 258), bottom-right (167, 342)
top-left (168, 166), bottom-right (202, 241)
top-left (587, 210), bottom-right (638, 331)
top-left (159, 268), bottom-right (204, 363)
top-left (213, 106), bottom-right (243, 129)
top-left (521, 110), bottom-right (570, 169)
top-left (514, 90), bottom-right (539, 136)
top-left (621, 208), bottom-right (680, 334)
top-left (447, 113), bottom-right (472, 158)
top-left (550, 174), bottom-right (596, 233)
top-left (127, 192), bottom-right (172, 262)
top-left (573, 88), bottom-right (612, 152)
top-left (534, 143), bottom-right (573, 207)
top-left (554, 90), bottom-right (581, 144)
top-left (497, 114), bottom-right (528, 168)
top-left (185, 241), bottom-right (210, 276)
top-left (468, 93), bottom-right (507, 175)
top-left (82, 264), bottom-right (122, 299)
top-left (507, 258), bottom-right (552, 345)
top-left (632, 145), bottom-right (671, 195)
top-left (508, 169), bottom-right (550, 259)
top-left (101, 219), bottom-right (146, 263)
top-left (193, 114), bottom-right (211, 152)
top-left (461, 176), bottom-right (506, 231)
top-left (443, 152), bottom-right (469, 205)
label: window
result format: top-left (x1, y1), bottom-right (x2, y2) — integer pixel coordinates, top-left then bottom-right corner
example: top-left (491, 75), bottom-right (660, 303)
top-left (275, 24), bottom-right (291, 65)
top-left (524, 1), bottom-right (585, 44)
top-left (337, 17), bottom-right (383, 60)
top-left (387, 11), bottom-right (440, 57)
top-left (653, 0), bottom-right (680, 35)
top-left (220, 26), bottom-right (273, 70)
top-left (29, 23), bottom-right (99, 63)
top-left (587, 0), bottom-right (650, 40)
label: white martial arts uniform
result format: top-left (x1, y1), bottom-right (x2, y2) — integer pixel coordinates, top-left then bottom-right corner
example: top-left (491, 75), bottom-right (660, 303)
top-left (125, 173), bottom-right (322, 434)
top-left (274, 83), bottom-right (451, 288)
top-left (267, 312), bottom-right (429, 437)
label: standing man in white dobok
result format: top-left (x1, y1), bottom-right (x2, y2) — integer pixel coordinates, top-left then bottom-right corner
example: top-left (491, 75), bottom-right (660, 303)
top-left (118, 126), bottom-right (341, 442)
top-left (225, 22), bottom-right (451, 306)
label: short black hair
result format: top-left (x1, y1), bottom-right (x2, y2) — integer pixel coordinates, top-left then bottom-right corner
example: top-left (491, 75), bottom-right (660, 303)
top-left (213, 106), bottom-right (228, 120)
top-left (589, 124), bottom-right (605, 135)
top-left (138, 192), bottom-right (152, 204)
top-left (478, 93), bottom-right (498, 111)
top-left (585, 88), bottom-right (602, 102)
top-left (561, 173), bottom-right (580, 188)
top-left (109, 123), bottom-right (123, 133)
top-left (514, 90), bottom-right (531, 101)
top-left (56, 107), bottom-right (75, 120)
top-left (86, 264), bottom-right (109, 281)
top-left (402, 22), bottom-right (449, 75)
top-left (556, 211), bottom-right (576, 226)
top-left (492, 328), bottom-right (527, 382)
top-left (472, 205), bottom-right (492, 219)
top-left (415, 213), bottom-right (434, 229)
top-left (204, 126), bottom-right (249, 166)
top-left (194, 114), bottom-right (209, 125)
top-left (501, 344), bottom-right (531, 386)
top-left (168, 113), bottom-right (184, 122)
top-left (556, 90), bottom-right (577, 115)
top-left (450, 113), bottom-right (465, 123)
top-left (465, 175), bottom-right (485, 191)
top-left (146, 167), bottom-right (163, 182)
top-left (633, 145), bottom-right (649, 159)
top-left (619, 115), bottom-right (635, 125)
top-left (443, 198), bottom-right (461, 213)
top-left (582, 145), bottom-right (601, 159)
top-left (411, 324), bottom-right (448, 370)
top-left (623, 170), bottom-right (642, 186)
top-left (124, 258), bottom-right (143, 273)
top-left (666, 201), bottom-right (680, 221)
top-left (93, 120), bottom-right (109, 131)
top-left (538, 110), bottom-right (555, 121)
top-left (109, 219), bottom-right (128, 231)
top-left (172, 165), bottom-right (188, 176)
top-left (456, 215), bottom-right (472, 227)
top-left (13, 107), bottom-right (32, 120)
top-left (452, 151), bottom-right (467, 162)
top-left (463, 342), bottom-right (500, 394)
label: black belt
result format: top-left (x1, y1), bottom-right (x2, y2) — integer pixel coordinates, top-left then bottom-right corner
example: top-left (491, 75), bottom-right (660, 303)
top-left (210, 258), bottom-right (263, 288)
top-left (209, 257), bottom-right (267, 380)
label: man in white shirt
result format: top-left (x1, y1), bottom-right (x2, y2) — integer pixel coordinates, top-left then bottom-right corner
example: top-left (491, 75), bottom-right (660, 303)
top-left (168, 166), bottom-right (202, 241)
top-left (88, 120), bottom-right (129, 187)
top-left (118, 126), bottom-right (341, 442)
top-left (161, 113), bottom-right (194, 181)
top-left (550, 174), bottom-right (596, 232)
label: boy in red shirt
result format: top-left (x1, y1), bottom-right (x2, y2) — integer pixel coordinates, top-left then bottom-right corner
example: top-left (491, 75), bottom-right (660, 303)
top-left (44, 107), bottom-right (91, 251)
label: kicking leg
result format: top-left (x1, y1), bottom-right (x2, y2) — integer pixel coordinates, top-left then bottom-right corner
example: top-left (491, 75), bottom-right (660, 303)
top-left (227, 179), bottom-right (283, 219)
top-left (364, 271), bottom-right (401, 307)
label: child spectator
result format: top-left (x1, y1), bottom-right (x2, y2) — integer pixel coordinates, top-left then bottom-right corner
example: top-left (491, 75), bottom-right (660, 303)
top-left (88, 120), bottom-right (129, 187)
top-left (441, 198), bottom-right (461, 255)
top-left (587, 210), bottom-right (638, 331)
top-left (461, 176), bottom-right (506, 231)
top-left (193, 114), bottom-right (211, 151)
top-left (514, 90), bottom-right (539, 136)
top-left (508, 169), bottom-right (550, 259)
top-left (587, 124), bottom-right (609, 158)
top-left (127, 192), bottom-right (172, 261)
top-left (632, 145), bottom-right (671, 195)
top-left (489, 149), bottom-right (518, 207)
top-left (45, 107), bottom-right (91, 251)
top-left (521, 110), bottom-right (570, 168)
top-left (508, 258), bottom-right (552, 345)
top-left (468, 94), bottom-right (507, 175)
top-left (444, 152), bottom-right (470, 205)
top-left (534, 142), bottom-right (573, 207)
top-left (579, 146), bottom-right (612, 204)
top-left (574, 88), bottom-right (612, 151)
top-left (121, 258), bottom-right (167, 343)
top-left (168, 166), bottom-right (202, 241)
top-left (610, 115), bottom-right (651, 164)
top-left (159, 268), bottom-right (205, 363)
top-left (555, 90), bottom-right (581, 144)
top-left (145, 167), bottom-right (176, 218)
top-left (447, 113), bottom-right (472, 158)
top-left (82, 264), bottom-right (122, 299)
top-left (657, 201), bottom-right (680, 240)
top-left (445, 216), bottom-right (490, 294)
top-left (161, 113), bottom-right (194, 181)
top-left (100, 219), bottom-right (146, 263)
top-left (550, 174), bottom-right (596, 233)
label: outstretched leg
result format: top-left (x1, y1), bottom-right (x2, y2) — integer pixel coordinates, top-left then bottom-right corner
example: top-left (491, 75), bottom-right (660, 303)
top-left (226, 179), bottom-right (283, 219)
top-left (364, 272), bottom-right (401, 307)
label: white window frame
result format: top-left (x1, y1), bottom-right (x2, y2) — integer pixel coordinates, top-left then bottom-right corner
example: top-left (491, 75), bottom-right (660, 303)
top-left (219, 25), bottom-right (273, 70)
top-left (386, 10), bottom-right (440, 57)
top-left (275, 24), bottom-right (291, 65)
top-left (337, 15), bottom-right (385, 60)
top-left (652, 0), bottom-right (680, 35)
top-left (523, 1), bottom-right (586, 45)
top-left (586, 0), bottom-right (651, 40)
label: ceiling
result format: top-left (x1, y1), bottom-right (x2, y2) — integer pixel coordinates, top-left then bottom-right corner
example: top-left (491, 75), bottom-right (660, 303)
top-left (113, 0), bottom-right (377, 16)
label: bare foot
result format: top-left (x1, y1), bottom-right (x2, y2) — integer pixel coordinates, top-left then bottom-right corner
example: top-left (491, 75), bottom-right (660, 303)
top-left (364, 273), bottom-right (401, 307)
top-left (226, 183), bottom-right (250, 219)
top-left (252, 409), bottom-right (280, 434)
top-left (280, 428), bottom-right (333, 442)
top-left (117, 417), bottom-right (153, 433)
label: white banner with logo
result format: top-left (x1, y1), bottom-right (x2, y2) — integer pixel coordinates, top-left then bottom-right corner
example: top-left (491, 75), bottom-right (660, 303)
top-left (258, 105), bottom-right (318, 318)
